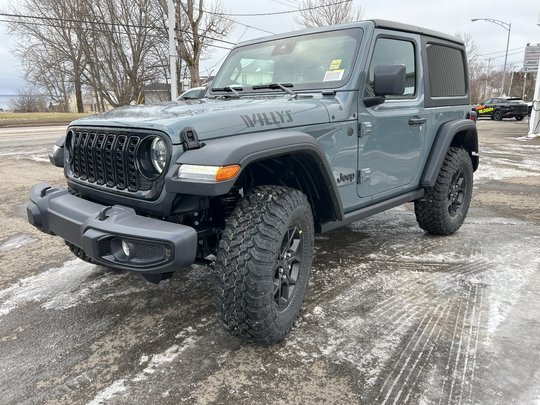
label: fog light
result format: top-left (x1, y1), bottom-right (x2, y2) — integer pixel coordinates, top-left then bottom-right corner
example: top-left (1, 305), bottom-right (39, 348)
top-left (121, 240), bottom-right (131, 257)
top-left (108, 237), bottom-right (171, 265)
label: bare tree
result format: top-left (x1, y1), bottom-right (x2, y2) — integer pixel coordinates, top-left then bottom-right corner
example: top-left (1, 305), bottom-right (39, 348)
top-left (295, 0), bottom-right (363, 28)
top-left (157, 0), bottom-right (234, 88)
top-left (9, 87), bottom-right (47, 112)
top-left (19, 45), bottom-right (73, 112)
top-left (179, 1), bottom-right (234, 87)
top-left (7, 0), bottom-right (232, 109)
top-left (6, 0), bottom-right (87, 112)
top-left (81, 0), bottom-right (168, 107)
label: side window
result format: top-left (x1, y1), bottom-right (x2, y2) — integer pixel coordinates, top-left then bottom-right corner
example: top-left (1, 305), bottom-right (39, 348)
top-left (426, 44), bottom-right (466, 97)
top-left (367, 37), bottom-right (416, 97)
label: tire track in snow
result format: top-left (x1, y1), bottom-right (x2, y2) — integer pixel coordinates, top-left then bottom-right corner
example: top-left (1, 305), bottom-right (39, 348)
top-left (468, 287), bottom-right (484, 400)
top-left (400, 301), bottom-right (454, 404)
top-left (376, 302), bottom-right (448, 404)
top-left (457, 284), bottom-right (480, 405)
top-left (435, 282), bottom-right (484, 405)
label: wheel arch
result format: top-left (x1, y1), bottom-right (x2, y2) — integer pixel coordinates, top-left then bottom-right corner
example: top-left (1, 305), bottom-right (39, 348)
top-left (237, 151), bottom-right (343, 228)
top-left (167, 130), bottom-right (344, 228)
top-left (420, 119), bottom-right (479, 188)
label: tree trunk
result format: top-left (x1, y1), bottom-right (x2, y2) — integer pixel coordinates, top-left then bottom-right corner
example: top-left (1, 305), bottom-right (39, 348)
top-left (189, 61), bottom-right (200, 87)
top-left (74, 73), bottom-right (84, 113)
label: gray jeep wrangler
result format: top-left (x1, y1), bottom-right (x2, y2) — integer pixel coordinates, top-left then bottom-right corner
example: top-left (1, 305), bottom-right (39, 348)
top-left (27, 20), bottom-right (478, 345)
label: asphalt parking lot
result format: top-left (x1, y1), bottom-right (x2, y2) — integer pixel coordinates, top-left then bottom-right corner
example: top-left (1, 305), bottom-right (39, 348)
top-left (0, 119), bottom-right (539, 404)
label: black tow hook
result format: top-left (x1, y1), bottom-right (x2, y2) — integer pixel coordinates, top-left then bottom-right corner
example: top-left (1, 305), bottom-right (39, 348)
top-left (40, 186), bottom-right (52, 197)
top-left (98, 206), bottom-right (113, 221)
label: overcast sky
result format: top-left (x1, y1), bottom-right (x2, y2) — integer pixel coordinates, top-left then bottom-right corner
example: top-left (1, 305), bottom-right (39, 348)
top-left (0, 0), bottom-right (539, 95)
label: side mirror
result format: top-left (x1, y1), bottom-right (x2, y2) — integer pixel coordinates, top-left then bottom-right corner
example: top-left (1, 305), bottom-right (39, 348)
top-left (363, 64), bottom-right (406, 108)
top-left (374, 64), bottom-right (406, 96)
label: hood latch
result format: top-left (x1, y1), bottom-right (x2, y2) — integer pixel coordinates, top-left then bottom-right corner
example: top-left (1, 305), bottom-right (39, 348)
top-left (180, 127), bottom-right (201, 150)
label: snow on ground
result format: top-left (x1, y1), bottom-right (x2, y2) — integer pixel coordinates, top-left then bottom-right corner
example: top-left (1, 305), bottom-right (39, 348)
top-left (0, 234), bottom-right (37, 252)
top-left (475, 146), bottom-right (540, 184)
top-left (0, 258), bottom-right (145, 315)
top-left (86, 379), bottom-right (127, 405)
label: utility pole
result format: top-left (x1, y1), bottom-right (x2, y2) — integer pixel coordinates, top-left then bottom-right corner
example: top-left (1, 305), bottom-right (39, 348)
top-left (167, 0), bottom-right (178, 100)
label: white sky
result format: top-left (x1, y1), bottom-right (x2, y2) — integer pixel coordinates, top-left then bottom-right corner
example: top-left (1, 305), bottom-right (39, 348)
top-left (0, 0), bottom-right (539, 95)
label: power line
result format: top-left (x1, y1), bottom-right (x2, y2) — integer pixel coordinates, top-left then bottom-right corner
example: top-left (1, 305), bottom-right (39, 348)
top-left (481, 50), bottom-right (524, 61)
top-left (269, 0), bottom-right (298, 9)
top-left (0, 19), bottom-right (232, 52)
top-left (206, 0), bottom-right (352, 17)
top-left (218, 14), bottom-right (275, 35)
top-left (478, 46), bottom-right (523, 57)
top-left (0, 12), bottom-right (236, 47)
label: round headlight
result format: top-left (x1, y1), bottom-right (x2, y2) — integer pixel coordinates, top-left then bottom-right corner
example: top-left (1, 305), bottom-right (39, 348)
top-left (150, 137), bottom-right (167, 173)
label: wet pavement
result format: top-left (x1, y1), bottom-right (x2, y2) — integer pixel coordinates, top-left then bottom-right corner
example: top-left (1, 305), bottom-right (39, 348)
top-left (0, 120), bottom-right (539, 404)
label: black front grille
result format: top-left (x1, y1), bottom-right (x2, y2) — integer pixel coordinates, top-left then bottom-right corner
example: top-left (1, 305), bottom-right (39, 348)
top-left (69, 129), bottom-right (149, 192)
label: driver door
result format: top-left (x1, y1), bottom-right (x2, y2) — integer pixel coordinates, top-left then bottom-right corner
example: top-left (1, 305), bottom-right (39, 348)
top-left (357, 33), bottom-right (426, 199)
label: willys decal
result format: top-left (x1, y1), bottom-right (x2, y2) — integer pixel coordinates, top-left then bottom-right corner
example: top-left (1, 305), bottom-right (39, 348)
top-left (240, 110), bottom-right (293, 128)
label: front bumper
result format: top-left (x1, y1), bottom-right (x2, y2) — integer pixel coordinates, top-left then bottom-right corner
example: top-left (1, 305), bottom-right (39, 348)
top-left (27, 183), bottom-right (198, 274)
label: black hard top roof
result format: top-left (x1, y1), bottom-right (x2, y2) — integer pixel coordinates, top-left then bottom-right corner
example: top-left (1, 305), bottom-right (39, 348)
top-left (370, 19), bottom-right (464, 45)
top-left (237, 19), bottom-right (464, 48)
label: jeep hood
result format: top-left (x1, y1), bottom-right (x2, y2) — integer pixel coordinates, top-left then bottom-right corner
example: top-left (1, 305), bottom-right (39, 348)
top-left (70, 97), bottom-right (331, 143)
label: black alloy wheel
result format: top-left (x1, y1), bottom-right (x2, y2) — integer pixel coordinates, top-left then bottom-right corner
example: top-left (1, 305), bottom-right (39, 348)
top-left (448, 168), bottom-right (467, 216)
top-left (274, 225), bottom-right (303, 311)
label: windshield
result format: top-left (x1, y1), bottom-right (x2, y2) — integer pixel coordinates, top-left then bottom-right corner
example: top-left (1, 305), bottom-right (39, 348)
top-left (212, 28), bottom-right (363, 92)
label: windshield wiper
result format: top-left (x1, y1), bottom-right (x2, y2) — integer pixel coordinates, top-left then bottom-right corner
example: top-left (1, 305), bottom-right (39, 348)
top-left (252, 82), bottom-right (296, 97)
top-left (211, 85), bottom-right (243, 97)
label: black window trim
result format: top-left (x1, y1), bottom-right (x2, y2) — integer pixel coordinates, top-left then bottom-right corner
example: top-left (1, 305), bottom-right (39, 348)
top-left (422, 35), bottom-right (470, 108)
top-left (365, 33), bottom-right (419, 100)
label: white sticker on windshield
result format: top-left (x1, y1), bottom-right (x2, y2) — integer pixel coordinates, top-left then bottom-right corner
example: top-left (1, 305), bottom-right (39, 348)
top-left (323, 69), bottom-right (344, 82)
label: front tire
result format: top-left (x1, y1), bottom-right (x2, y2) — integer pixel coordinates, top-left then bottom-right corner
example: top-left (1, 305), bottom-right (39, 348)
top-left (214, 185), bottom-right (314, 345)
top-left (66, 240), bottom-right (95, 264)
top-left (414, 147), bottom-right (473, 235)
top-left (493, 110), bottom-right (503, 121)
top-left (515, 115), bottom-right (524, 121)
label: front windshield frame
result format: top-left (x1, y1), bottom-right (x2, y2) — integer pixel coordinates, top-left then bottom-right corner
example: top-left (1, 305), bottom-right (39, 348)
top-left (211, 27), bottom-right (364, 94)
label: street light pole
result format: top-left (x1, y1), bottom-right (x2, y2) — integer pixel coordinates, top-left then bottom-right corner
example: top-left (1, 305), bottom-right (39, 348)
top-left (472, 18), bottom-right (511, 96)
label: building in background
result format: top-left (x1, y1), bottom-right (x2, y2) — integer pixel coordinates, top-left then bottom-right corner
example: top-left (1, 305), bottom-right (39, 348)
top-left (524, 43), bottom-right (540, 73)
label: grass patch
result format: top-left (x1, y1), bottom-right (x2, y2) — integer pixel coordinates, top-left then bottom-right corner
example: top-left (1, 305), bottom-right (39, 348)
top-left (0, 112), bottom-right (92, 127)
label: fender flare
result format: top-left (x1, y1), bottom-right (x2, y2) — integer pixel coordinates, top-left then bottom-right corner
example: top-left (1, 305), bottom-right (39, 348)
top-left (165, 130), bottom-right (344, 221)
top-left (420, 119), bottom-right (478, 188)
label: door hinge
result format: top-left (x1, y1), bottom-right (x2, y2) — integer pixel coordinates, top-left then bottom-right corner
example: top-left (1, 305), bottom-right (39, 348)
top-left (358, 121), bottom-right (372, 137)
top-left (358, 168), bottom-right (371, 184)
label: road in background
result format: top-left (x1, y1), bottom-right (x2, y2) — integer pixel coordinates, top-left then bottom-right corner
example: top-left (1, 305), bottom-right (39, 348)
top-left (0, 120), bottom-right (539, 404)
top-left (0, 125), bottom-right (66, 146)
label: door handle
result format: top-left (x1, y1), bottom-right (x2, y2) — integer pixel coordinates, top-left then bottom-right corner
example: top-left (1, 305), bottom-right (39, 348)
top-left (409, 116), bottom-right (426, 126)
